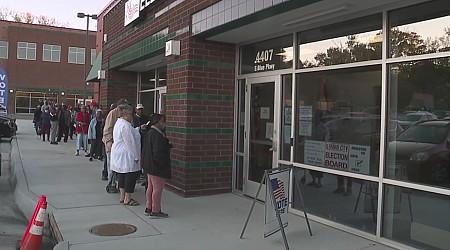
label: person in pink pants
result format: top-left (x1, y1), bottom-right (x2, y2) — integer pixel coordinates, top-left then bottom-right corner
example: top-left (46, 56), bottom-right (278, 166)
top-left (141, 114), bottom-right (172, 218)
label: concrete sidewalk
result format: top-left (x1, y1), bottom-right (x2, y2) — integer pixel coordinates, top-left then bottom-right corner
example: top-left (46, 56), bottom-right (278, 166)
top-left (13, 119), bottom-right (396, 250)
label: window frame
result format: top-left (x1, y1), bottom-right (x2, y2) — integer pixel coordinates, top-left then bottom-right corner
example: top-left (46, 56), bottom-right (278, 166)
top-left (0, 41), bottom-right (8, 59)
top-left (42, 44), bottom-right (61, 63)
top-left (17, 41), bottom-right (37, 60)
top-left (68, 46), bottom-right (86, 64)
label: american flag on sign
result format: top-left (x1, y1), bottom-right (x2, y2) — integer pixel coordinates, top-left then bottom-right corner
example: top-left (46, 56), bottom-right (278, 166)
top-left (270, 178), bottom-right (285, 200)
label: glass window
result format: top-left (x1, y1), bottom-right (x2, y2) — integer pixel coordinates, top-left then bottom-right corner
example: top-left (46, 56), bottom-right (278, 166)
top-left (386, 59), bottom-right (450, 189)
top-left (293, 168), bottom-right (378, 234)
top-left (91, 49), bottom-right (96, 65)
top-left (141, 70), bottom-right (156, 91)
top-left (240, 35), bottom-right (293, 74)
top-left (0, 41), bottom-right (8, 59)
top-left (294, 66), bottom-right (382, 177)
top-left (43, 44), bottom-right (61, 62)
top-left (280, 74), bottom-right (292, 161)
top-left (237, 79), bottom-right (245, 153)
top-left (389, 0), bottom-right (450, 58)
top-left (157, 66), bottom-right (167, 87)
top-left (298, 14), bottom-right (382, 68)
top-left (17, 42), bottom-right (36, 60)
top-left (68, 47), bottom-right (85, 64)
top-left (382, 185), bottom-right (450, 250)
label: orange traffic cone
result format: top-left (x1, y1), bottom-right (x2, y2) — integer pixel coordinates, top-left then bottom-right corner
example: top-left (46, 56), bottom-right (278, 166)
top-left (20, 199), bottom-right (47, 250)
top-left (21, 195), bottom-right (46, 247)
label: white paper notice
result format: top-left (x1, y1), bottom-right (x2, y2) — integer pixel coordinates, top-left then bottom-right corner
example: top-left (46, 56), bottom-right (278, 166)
top-left (348, 145), bottom-right (371, 175)
top-left (299, 121), bottom-right (312, 136)
top-left (266, 123), bottom-right (274, 139)
top-left (299, 106), bottom-right (312, 121)
top-left (260, 107), bottom-right (270, 119)
top-left (284, 125), bottom-right (291, 144)
top-left (304, 140), bottom-right (325, 167)
top-left (284, 107), bottom-right (292, 124)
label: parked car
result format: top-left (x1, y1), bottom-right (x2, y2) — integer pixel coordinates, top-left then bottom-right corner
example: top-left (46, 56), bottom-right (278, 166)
top-left (433, 110), bottom-right (450, 119)
top-left (388, 120), bottom-right (450, 185)
top-left (397, 111), bottom-right (437, 129)
top-left (0, 115), bottom-right (17, 137)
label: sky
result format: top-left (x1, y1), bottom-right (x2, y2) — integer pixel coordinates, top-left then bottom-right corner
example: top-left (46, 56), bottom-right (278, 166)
top-left (0, 0), bottom-right (111, 30)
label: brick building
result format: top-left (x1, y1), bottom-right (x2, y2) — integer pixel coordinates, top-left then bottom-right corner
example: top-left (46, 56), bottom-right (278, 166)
top-left (0, 20), bottom-right (96, 114)
top-left (94, 0), bottom-right (450, 249)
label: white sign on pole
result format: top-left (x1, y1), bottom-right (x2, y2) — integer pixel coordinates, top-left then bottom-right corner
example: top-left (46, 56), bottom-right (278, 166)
top-left (264, 169), bottom-right (290, 238)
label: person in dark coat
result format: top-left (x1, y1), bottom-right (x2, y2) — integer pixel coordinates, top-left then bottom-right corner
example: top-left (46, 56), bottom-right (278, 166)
top-left (33, 105), bottom-right (42, 139)
top-left (141, 113), bottom-right (172, 218)
top-left (40, 107), bottom-right (51, 142)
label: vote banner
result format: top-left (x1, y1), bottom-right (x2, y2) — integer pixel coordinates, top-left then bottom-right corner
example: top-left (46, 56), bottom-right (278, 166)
top-left (264, 168), bottom-right (290, 238)
top-left (0, 67), bottom-right (8, 115)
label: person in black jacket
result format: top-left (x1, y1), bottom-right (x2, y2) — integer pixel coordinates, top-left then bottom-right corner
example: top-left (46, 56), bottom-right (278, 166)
top-left (141, 113), bottom-right (172, 218)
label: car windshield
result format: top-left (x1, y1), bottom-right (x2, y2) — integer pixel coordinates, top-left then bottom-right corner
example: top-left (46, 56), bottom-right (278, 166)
top-left (399, 113), bottom-right (423, 122)
top-left (396, 125), bottom-right (449, 144)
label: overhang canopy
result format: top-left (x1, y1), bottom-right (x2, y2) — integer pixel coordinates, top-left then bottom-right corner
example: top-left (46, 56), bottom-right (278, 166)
top-left (86, 51), bottom-right (102, 82)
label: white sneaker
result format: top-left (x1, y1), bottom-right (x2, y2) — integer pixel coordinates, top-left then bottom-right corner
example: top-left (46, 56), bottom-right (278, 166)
top-left (74, 151), bottom-right (79, 156)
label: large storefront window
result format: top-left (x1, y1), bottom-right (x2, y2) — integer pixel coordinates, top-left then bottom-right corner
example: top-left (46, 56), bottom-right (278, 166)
top-left (382, 186), bottom-right (450, 250)
top-left (298, 14), bottom-right (382, 69)
top-left (139, 66), bottom-right (167, 114)
top-left (389, 0), bottom-right (450, 58)
top-left (294, 66), bottom-right (382, 177)
top-left (386, 59), bottom-right (450, 189)
top-left (293, 168), bottom-right (378, 234)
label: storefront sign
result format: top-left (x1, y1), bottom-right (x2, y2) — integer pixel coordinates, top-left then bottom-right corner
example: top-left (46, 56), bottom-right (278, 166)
top-left (124, 0), bottom-right (140, 26)
top-left (0, 67), bottom-right (8, 115)
top-left (304, 140), bottom-right (370, 174)
top-left (240, 35), bottom-right (293, 74)
top-left (124, 0), bottom-right (160, 26)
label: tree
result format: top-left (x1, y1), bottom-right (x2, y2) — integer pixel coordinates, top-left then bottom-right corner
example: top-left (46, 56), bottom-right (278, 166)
top-left (0, 7), bottom-right (10, 20)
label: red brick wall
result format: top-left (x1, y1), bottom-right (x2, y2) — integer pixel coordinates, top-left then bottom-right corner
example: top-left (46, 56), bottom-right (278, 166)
top-left (102, 0), bottom-right (235, 197)
top-left (0, 20), bottom-right (96, 113)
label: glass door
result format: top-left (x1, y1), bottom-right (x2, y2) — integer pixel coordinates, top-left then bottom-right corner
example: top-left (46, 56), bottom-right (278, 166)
top-left (244, 76), bottom-right (280, 199)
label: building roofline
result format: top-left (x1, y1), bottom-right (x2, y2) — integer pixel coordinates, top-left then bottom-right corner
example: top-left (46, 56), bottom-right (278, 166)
top-left (98, 0), bottom-right (122, 16)
top-left (0, 19), bottom-right (96, 34)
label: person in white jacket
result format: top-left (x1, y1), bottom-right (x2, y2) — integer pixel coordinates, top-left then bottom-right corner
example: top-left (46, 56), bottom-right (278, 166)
top-left (110, 104), bottom-right (141, 206)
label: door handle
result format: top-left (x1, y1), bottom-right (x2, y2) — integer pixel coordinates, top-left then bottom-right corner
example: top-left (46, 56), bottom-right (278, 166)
top-left (269, 137), bottom-right (277, 152)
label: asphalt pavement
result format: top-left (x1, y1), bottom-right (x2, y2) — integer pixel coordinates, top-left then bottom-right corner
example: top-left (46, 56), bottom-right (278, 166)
top-left (12, 119), bottom-right (397, 250)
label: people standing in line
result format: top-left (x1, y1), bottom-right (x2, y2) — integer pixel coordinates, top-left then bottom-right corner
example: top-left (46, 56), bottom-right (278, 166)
top-left (49, 105), bottom-right (59, 145)
top-left (75, 105), bottom-right (90, 156)
top-left (57, 104), bottom-right (71, 143)
top-left (33, 105), bottom-right (42, 139)
top-left (89, 101), bottom-right (98, 120)
top-left (103, 99), bottom-right (129, 193)
top-left (133, 104), bottom-right (151, 184)
top-left (110, 104), bottom-right (141, 206)
top-left (100, 103), bottom-right (117, 181)
top-left (88, 109), bottom-right (104, 162)
top-left (142, 113), bottom-right (172, 218)
top-left (39, 107), bottom-right (51, 142)
top-left (40, 99), bottom-right (50, 113)
top-left (67, 105), bottom-right (76, 140)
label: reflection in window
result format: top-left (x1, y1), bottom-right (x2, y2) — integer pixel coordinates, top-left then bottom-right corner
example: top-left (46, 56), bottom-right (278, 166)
top-left (293, 168), bottom-right (377, 234)
top-left (280, 74), bottom-right (292, 161)
top-left (387, 59), bottom-right (450, 189)
top-left (17, 42), bottom-right (36, 60)
top-left (294, 66), bottom-right (382, 177)
top-left (141, 69), bottom-right (156, 91)
top-left (0, 41), bottom-right (8, 59)
top-left (298, 14), bottom-right (382, 68)
top-left (389, 0), bottom-right (450, 58)
top-left (383, 185), bottom-right (450, 250)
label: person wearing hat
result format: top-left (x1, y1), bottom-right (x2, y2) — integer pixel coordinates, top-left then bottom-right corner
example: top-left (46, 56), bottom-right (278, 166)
top-left (133, 104), bottom-right (150, 130)
top-left (133, 104), bottom-right (151, 183)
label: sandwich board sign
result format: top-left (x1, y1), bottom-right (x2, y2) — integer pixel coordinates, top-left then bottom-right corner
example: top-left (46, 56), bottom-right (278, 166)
top-left (240, 166), bottom-right (312, 250)
top-left (264, 169), bottom-right (290, 237)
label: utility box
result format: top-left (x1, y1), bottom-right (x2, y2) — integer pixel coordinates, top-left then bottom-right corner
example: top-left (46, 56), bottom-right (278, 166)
top-left (165, 40), bottom-right (180, 56)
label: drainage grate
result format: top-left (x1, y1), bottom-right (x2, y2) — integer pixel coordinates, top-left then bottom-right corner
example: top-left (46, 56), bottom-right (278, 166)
top-left (89, 223), bottom-right (137, 236)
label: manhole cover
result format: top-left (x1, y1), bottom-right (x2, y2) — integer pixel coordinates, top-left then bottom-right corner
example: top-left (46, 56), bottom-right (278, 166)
top-left (89, 223), bottom-right (137, 236)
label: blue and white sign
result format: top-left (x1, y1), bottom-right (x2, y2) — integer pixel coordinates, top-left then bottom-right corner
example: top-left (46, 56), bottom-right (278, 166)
top-left (0, 67), bottom-right (8, 115)
top-left (264, 169), bottom-right (290, 238)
